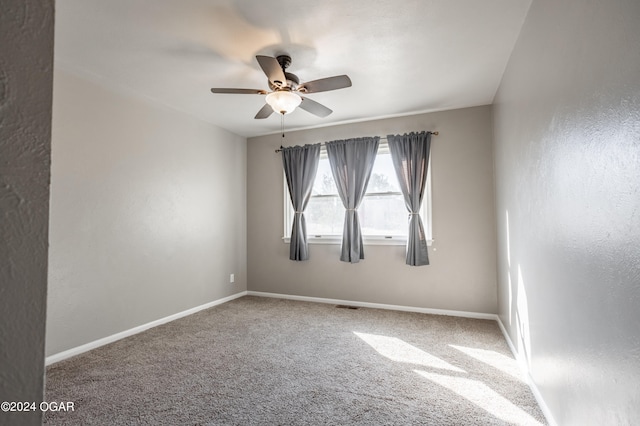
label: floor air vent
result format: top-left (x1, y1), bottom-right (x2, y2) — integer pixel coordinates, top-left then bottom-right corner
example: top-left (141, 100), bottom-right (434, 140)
top-left (335, 305), bottom-right (359, 310)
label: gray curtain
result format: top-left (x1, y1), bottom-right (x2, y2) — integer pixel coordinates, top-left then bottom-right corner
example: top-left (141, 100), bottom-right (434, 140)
top-left (326, 137), bottom-right (379, 263)
top-left (282, 143), bottom-right (321, 261)
top-left (387, 131), bottom-right (432, 266)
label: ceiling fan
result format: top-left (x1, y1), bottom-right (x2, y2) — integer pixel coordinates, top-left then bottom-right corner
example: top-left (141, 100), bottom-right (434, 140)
top-left (210, 54), bottom-right (352, 119)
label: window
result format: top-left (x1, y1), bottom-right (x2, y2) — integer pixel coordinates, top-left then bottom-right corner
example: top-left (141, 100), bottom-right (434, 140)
top-left (284, 141), bottom-right (432, 245)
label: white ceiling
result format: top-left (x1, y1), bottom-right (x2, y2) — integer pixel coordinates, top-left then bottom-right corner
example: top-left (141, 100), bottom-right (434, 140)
top-left (54, 0), bottom-right (532, 138)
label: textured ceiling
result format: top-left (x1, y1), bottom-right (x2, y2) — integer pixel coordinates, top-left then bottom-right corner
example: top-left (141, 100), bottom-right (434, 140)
top-left (55, 0), bottom-right (532, 137)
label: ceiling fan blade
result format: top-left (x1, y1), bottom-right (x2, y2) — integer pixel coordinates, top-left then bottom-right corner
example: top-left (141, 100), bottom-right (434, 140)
top-left (254, 104), bottom-right (274, 119)
top-left (256, 55), bottom-right (287, 87)
top-left (298, 75), bottom-right (352, 93)
top-left (211, 88), bottom-right (267, 95)
top-left (299, 96), bottom-right (332, 118)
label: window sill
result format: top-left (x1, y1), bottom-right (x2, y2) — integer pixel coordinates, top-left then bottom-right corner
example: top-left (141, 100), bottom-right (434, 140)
top-left (282, 236), bottom-right (434, 246)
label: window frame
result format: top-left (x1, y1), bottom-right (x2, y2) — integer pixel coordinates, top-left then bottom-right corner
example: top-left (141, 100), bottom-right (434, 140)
top-left (283, 142), bottom-right (433, 246)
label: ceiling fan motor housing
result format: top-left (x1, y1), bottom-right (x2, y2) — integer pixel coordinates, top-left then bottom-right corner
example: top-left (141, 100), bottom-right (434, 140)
top-left (268, 55), bottom-right (299, 90)
top-left (276, 55), bottom-right (292, 70)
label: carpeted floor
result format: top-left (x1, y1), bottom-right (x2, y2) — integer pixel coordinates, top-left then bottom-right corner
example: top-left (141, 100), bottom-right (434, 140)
top-left (44, 296), bottom-right (546, 425)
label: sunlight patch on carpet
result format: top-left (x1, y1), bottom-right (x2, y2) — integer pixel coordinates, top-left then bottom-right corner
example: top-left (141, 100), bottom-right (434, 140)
top-left (449, 345), bottom-right (523, 381)
top-left (353, 332), bottom-right (465, 373)
top-left (415, 369), bottom-right (543, 426)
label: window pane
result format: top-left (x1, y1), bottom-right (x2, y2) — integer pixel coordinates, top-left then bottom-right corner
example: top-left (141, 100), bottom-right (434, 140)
top-left (306, 194), bottom-right (409, 237)
top-left (304, 150), bottom-right (410, 237)
top-left (360, 194), bottom-right (408, 236)
top-left (306, 195), bottom-right (343, 235)
top-left (360, 151), bottom-right (407, 235)
top-left (368, 154), bottom-right (400, 193)
top-left (312, 160), bottom-right (337, 196)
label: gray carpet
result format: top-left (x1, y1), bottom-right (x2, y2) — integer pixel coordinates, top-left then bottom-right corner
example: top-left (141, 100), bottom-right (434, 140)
top-left (44, 296), bottom-right (546, 425)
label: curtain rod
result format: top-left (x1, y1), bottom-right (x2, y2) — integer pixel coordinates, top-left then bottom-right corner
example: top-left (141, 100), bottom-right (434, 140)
top-left (274, 131), bottom-right (439, 153)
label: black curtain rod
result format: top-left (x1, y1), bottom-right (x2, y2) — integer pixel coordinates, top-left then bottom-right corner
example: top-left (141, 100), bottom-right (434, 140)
top-left (274, 131), bottom-right (439, 153)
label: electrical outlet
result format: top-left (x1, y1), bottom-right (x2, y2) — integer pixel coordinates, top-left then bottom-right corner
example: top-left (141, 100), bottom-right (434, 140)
top-left (230, 273), bottom-right (235, 283)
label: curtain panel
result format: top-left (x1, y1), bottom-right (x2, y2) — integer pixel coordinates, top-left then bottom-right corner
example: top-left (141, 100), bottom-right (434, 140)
top-left (325, 137), bottom-right (380, 263)
top-left (387, 131), bottom-right (432, 266)
top-left (281, 143), bottom-right (322, 261)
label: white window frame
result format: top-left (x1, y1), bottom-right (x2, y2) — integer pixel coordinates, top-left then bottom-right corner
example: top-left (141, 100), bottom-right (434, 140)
top-left (283, 143), bottom-right (433, 246)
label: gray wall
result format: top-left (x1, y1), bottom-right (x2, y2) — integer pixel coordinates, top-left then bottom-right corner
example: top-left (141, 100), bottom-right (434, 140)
top-left (493, 0), bottom-right (640, 424)
top-left (0, 1), bottom-right (54, 425)
top-left (46, 69), bottom-right (247, 356)
top-left (247, 106), bottom-right (497, 314)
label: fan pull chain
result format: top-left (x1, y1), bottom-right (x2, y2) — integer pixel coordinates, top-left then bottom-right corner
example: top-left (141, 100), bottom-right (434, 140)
top-left (282, 113), bottom-right (285, 138)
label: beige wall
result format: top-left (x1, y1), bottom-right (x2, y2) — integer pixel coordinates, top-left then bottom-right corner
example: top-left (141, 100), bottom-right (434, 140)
top-left (46, 70), bottom-right (247, 356)
top-left (247, 106), bottom-right (497, 314)
top-left (493, 0), bottom-right (640, 423)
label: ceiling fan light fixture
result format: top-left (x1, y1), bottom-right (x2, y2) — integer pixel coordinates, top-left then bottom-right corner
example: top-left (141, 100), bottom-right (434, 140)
top-left (265, 91), bottom-right (302, 115)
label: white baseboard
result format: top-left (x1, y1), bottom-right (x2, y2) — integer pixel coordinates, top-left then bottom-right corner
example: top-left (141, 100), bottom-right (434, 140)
top-left (45, 291), bottom-right (248, 366)
top-left (247, 291), bottom-right (499, 320)
top-left (496, 316), bottom-right (557, 426)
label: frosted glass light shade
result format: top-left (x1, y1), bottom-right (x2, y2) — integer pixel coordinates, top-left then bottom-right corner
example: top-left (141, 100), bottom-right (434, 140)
top-left (265, 91), bottom-right (302, 115)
